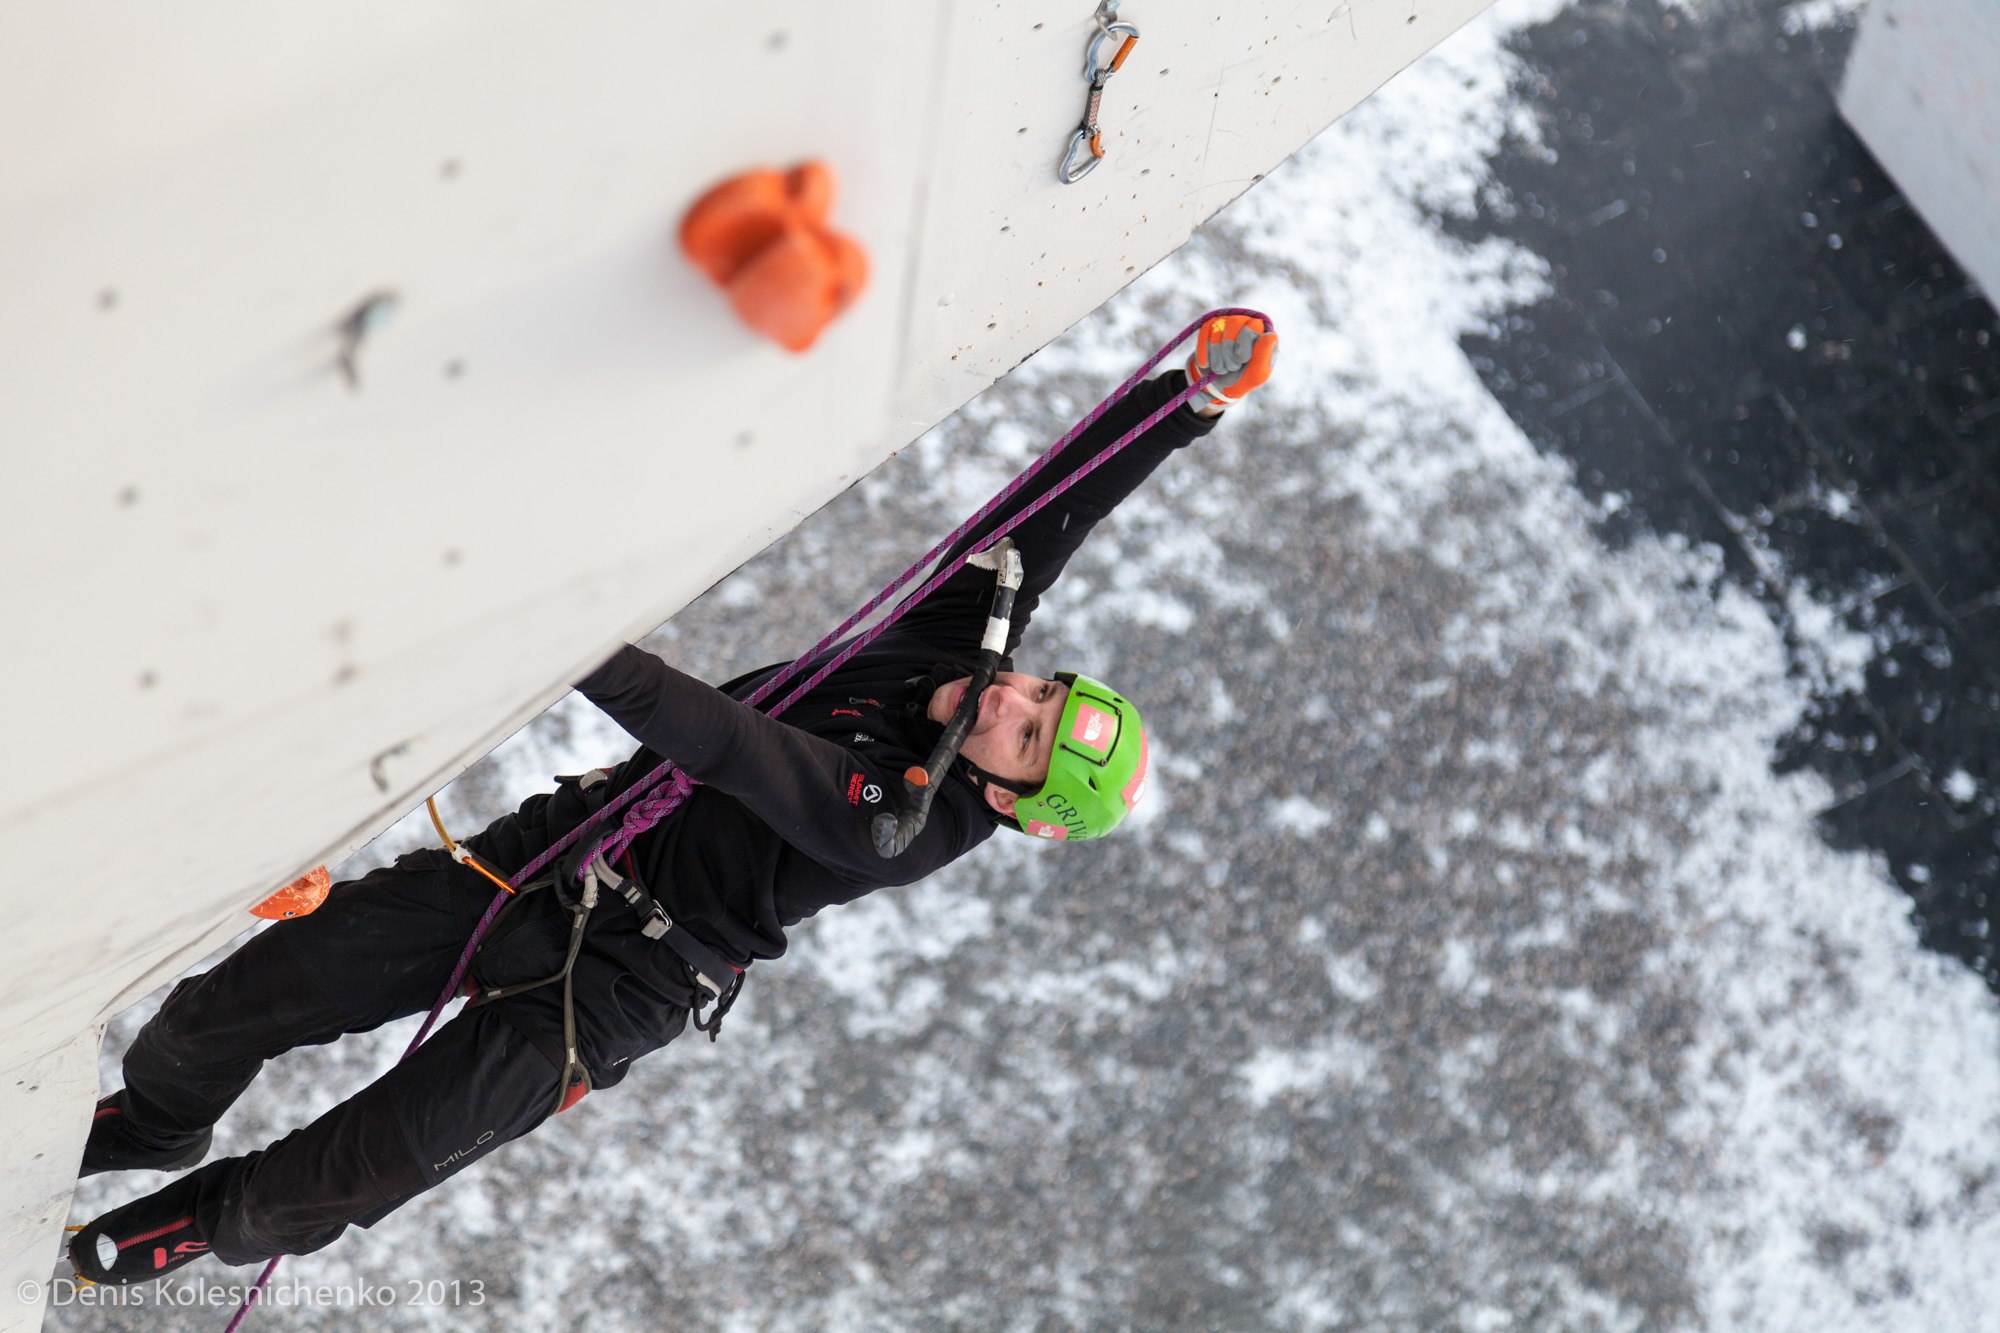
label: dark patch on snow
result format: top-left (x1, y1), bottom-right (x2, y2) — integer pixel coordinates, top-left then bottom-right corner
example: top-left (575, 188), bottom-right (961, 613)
top-left (1458, 0), bottom-right (2000, 987)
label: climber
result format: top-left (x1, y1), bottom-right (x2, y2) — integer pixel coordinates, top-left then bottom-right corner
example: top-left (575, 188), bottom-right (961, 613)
top-left (67, 315), bottom-right (1278, 1285)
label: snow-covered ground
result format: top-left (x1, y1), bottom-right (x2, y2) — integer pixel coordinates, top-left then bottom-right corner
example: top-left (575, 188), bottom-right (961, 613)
top-left (60, 1), bottom-right (2000, 1328)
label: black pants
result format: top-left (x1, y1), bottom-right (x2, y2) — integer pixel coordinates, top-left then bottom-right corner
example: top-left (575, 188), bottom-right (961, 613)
top-left (118, 846), bottom-right (689, 1265)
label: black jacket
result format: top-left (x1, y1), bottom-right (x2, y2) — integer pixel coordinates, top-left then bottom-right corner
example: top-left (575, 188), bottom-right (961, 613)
top-left (480, 372), bottom-right (1215, 972)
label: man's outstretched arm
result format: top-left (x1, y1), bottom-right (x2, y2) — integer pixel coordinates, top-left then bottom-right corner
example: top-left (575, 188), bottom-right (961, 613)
top-left (897, 371), bottom-right (1214, 659)
top-left (903, 317), bottom-right (1277, 658)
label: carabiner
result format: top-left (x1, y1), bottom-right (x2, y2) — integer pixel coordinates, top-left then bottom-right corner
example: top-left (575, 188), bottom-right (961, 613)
top-left (1058, 15), bottom-right (1140, 184)
top-left (1084, 21), bottom-right (1140, 84)
top-left (1060, 128), bottom-right (1102, 185)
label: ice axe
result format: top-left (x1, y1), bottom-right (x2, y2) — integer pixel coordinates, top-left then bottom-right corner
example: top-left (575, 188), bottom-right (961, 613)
top-left (873, 539), bottom-right (1024, 858)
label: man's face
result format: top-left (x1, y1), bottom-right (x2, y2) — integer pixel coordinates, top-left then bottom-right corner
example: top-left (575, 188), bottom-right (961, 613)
top-left (926, 672), bottom-right (1069, 816)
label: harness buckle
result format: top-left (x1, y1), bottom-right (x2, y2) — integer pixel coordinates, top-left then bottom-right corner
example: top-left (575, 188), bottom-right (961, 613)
top-left (587, 848), bottom-right (673, 939)
top-left (581, 840), bottom-right (740, 1022)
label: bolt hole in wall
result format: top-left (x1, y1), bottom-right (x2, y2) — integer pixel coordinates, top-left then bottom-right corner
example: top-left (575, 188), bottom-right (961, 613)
top-left (1454, 0), bottom-right (2000, 986)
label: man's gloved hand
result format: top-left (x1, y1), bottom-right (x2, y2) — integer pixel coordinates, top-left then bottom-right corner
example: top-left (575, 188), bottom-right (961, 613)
top-left (1185, 314), bottom-right (1278, 411)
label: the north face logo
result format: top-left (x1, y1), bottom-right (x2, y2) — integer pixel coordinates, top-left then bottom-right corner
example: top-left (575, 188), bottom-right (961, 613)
top-left (1070, 703), bottom-right (1115, 751)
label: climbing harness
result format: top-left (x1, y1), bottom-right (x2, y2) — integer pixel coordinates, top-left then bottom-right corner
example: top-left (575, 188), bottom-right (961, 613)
top-left (433, 776), bottom-right (743, 1082)
top-left (428, 795), bottom-right (592, 1109)
top-left (541, 773), bottom-right (745, 1026)
top-left (222, 304), bottom-right (1271, 1330)
top-left (1060, 2), bottom-right (1140, 184)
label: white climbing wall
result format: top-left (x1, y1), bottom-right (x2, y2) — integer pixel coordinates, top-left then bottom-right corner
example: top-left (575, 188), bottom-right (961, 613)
top-left (0, 2), bottom-right (1493, 1324)
top-left (1840, 0), bottom-right (2000, 303)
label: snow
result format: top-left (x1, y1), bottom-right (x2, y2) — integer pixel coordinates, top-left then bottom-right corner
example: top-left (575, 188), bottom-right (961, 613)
top-left (1782, 0), bottom-right (1870, 36)
top-left (1269, 796), bottom-right (1336, 836)
top-left (1239, 1035), bottom-right (1381, 1108)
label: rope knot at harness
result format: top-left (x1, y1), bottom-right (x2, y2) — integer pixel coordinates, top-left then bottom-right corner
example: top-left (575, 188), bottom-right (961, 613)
top-left (222, 307), bottom-right (1271, 1332)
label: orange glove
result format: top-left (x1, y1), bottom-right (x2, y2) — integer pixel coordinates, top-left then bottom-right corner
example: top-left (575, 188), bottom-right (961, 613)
top-left (1186, 315), bottom-right (1278, 408)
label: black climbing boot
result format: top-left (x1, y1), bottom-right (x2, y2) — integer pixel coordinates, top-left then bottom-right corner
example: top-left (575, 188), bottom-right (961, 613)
top-left (79, 1091), bottom-right (212, 1178)
top-left (67, 1172), bottom-right (215, 1286)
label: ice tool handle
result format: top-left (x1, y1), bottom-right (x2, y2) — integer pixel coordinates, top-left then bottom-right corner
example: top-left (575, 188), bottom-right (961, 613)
top-left (872, 539), bottom-right (1024, 858)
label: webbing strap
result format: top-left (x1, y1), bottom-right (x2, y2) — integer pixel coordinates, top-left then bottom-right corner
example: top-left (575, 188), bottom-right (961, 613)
top-left (582, 849), bottom-right (741, 1000)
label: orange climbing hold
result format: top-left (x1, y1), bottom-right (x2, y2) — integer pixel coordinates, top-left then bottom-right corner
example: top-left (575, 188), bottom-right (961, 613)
top-left (251, 866), bottom-right (331, 920)
top-left (678, 160), bottom-right (868, 352)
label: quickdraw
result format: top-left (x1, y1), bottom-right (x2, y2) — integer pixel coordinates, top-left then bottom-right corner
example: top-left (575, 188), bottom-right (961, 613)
top-left (1060, 2), bottom-right (1140, 184)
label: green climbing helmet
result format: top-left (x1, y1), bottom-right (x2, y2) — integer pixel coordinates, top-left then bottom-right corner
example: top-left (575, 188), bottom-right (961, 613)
top-left (1009, 672), bottom-right (1149, 841)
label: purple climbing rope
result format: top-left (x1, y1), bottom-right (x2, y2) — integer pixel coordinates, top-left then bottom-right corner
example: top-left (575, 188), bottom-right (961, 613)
top-left (222, 308), bottom-right (1268, 1331)
top-left (586, 305), bottom-right (1269, 864)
